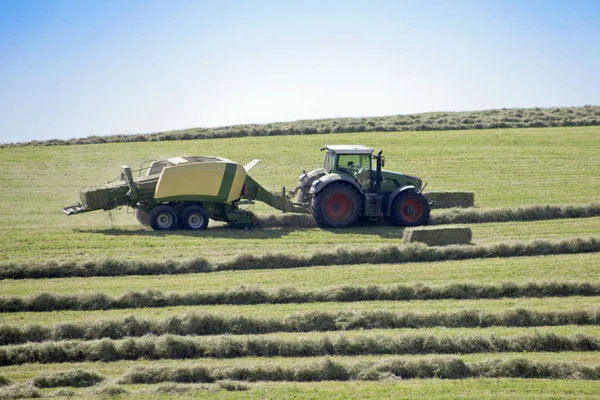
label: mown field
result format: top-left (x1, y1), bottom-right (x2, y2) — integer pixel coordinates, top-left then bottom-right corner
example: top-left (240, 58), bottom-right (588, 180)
top-left (0, 125), bottom-right (599, 398)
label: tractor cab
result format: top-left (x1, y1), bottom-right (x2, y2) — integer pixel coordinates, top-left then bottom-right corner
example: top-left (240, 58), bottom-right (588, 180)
top-left (321, 145), bottom-right (383, 192)
top-left (293, 144), bottom-right (429, 228)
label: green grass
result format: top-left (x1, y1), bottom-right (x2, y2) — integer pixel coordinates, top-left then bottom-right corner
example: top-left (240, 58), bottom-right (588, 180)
top-left (108, 379), bottom-right (600, 400)
top-left (14, 379), bottom-right (600, 400)
top-left (2, 125), bottom-right (600, 398)
top-left (0, 126), bottom-right (599, 263)
top-left (22, 379), bottom-right (600, 399)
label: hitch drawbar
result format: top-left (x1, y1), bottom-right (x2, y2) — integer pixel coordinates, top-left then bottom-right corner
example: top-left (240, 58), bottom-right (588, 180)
top-left (62, 204), bottom-right (89, 215)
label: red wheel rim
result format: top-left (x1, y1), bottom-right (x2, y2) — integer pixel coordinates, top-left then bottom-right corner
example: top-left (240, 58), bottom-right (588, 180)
top-left (400, 199), bottom-right (423, 222)
top-left (325, 193), bottom-right (353, 222)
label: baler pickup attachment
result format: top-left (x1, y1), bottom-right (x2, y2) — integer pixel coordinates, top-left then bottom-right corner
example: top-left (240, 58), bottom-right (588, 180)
top-left (62, 204), bottom-right (90, 215)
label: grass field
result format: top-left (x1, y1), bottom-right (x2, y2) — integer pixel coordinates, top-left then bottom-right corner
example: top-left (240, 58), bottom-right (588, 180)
top-left (1, 125), bottom-right (600, 398)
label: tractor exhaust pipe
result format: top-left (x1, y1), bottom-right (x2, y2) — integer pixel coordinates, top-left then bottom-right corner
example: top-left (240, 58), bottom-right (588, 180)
top-left (374, 150), bottom-right (383, 192)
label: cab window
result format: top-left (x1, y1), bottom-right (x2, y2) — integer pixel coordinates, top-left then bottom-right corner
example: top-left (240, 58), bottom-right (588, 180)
top-left (337, 154), bottom-right (372, 189)
top-left (324, 151), bottom-right (335, 172)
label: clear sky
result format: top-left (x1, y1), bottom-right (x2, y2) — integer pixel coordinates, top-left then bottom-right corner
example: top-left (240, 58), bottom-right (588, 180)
top-left (1, 0), bottom-right (599, 143)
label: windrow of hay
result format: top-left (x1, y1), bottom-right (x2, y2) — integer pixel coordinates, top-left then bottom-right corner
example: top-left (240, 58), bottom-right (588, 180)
top-left (2, 281), bottom-right (598, 313)
top-left (117, 357), bottom-right (600, 383)
top-left (252, 203), bottom-right (600, 229)
top-left (5, 105), bottom-right (599, 148)
top-left (0, 332), bottom-right (598, 366)
top-left (403, 226), bottom-right (472, 246)
top-left (253, 214), bottom-right (317, 228)
top-left (27, 357), bottom-right (598, 388)
top-left (2, 308), bottom-right (599, 345)
top-left (1, 236), bottom-right (599, 280)
top-left (430, 203), bottom-right (600, 225)
top-left (425, 192), bottom-right (475, 209)
top-left (0, 383), bottom-right (41, 399)
top-left (32, 369), bottom-right (105, 388)
top-left (3, 358), bottom-right (600, 391)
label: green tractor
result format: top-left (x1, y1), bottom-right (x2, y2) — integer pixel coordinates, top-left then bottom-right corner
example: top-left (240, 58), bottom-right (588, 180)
top-left (293, 145), bottom-right (430, 228)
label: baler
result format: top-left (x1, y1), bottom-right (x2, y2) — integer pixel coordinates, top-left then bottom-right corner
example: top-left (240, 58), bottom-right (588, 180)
top-left (63, 156), bottom-right (306, 230)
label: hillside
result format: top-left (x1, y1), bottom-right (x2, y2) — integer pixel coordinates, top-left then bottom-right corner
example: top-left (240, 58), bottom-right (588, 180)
top-left (3, 105), bottom-right (599, 148)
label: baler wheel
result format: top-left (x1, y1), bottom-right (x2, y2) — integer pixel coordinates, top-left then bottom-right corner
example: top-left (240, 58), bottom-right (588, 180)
top-left (181, 205), bottom-right (209, 230)
top-left (150, 205), bottom-right (178, 231)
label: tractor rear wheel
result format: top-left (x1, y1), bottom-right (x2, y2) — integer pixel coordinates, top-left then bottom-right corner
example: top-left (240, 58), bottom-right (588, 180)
top-left (312, 183), bottom-right (361, 228)
top-left (149, 205), bottom-right (178, 231)
top-left (181, 205), bottom-right (209, 230)
top-left (390, 191), bottom-right (430, 226)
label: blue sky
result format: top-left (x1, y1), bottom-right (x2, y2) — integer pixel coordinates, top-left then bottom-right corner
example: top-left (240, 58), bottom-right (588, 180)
top-left (1, 0), bottom-right (599, 143)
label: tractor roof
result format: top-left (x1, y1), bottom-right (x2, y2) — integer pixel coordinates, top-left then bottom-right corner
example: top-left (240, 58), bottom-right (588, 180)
top-left (321, 145), bottom-right (374, 155)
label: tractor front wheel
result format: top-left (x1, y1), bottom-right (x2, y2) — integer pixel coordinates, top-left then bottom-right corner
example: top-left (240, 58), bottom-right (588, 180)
top-left (149, 205), bottom-right (178, 231)
top-left (181, 205), bottom-right (209, 230)
top-left (390, 191), bottom-right (430, 226)
top-left (312, 183), bottom-right (362, 228)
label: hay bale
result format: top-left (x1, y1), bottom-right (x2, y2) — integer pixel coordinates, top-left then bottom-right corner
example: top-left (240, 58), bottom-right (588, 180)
top-left (403, 225), bottom-right (472, 246)
top-left (80, 181), bottom-right (130, 210)
top-left (79, 176), bottom-right (159, 211)
top-left (426, 191), bottom-right (475, 209)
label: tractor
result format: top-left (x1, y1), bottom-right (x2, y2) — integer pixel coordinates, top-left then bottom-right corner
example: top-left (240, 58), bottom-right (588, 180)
top-left (63, 145), bottom-right (430, 230)
top-left (292, 145), bottom-right (430, 228)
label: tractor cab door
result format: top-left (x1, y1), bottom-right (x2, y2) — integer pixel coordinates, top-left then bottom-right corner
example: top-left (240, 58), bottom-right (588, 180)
top-left (336, 154), bottom-right (372, 191)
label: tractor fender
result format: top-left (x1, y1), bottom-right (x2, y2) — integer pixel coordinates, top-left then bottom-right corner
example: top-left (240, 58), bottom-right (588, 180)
top-left (384, 185), bottom-right (416, 216)
top-left (310, 173), bottom-right (365, 196)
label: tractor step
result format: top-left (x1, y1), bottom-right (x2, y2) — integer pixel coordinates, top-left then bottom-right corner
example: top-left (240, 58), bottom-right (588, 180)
top-left (365, 193), bottom-right (381, 221)
top-left (62, 204), bottom-right (90, 215)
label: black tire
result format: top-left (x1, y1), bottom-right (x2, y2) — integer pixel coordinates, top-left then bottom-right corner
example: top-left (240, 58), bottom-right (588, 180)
top-left (390, 191), bottom-right (430, 226)
top-left (181, 205), bottom-right (209, 230)
top-left (149, 205), bottom-right (178, 231)
top-left (134, 209), bottom-right (150, 227)
top-left (312, 183), bottom-right (362, 228)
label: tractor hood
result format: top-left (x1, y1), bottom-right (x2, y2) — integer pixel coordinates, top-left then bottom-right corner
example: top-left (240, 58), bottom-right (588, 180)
top-left (381, 170), bottom-right (423, 190)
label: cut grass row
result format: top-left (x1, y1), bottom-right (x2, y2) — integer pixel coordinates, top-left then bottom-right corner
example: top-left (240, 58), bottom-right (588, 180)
top-left (2, 252), bottom-right (596, 297)
top-left (1, 331), bottom-right (599, 366)
top-left (1, 236), bottom-right (598, 280)
top-left (2, 308), bottom-right (600, 345)
top-left (2, 281), bottom-right (598, 312)
top-left (6, 357), bottom-right (600, 389)
top-left (254, 202), bottom-right (600, 229)
top-left (5, 296), bottom-right (599, 326)
top-left (117, 357), bottom-right (600, 383)
top-left (4, 351), bottom-right (600, 382)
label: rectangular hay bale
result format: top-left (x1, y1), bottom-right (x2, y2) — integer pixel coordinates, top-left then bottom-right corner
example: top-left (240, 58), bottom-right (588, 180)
top-left (403, 225), bottom-right (472, 246)
top-left (80, 181), bottom-right (130, 210)
top-left (79, 175), bottom-right (159, 211)
top-left (426, 191), bottom-right (475, 209)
